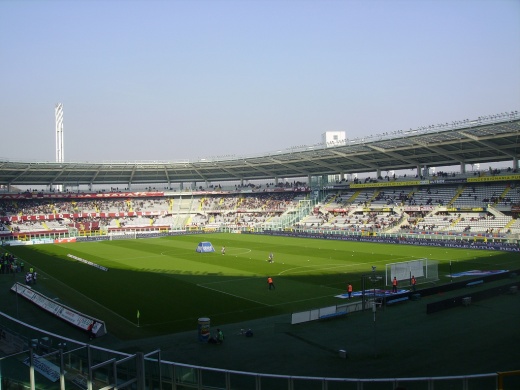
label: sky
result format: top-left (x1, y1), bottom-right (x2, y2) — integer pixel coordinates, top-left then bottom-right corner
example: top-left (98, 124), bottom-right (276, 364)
top-left (1, 0), bottom-right (519, 163)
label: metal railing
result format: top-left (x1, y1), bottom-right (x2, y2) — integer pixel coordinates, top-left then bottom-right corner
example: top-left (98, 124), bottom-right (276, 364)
top-left (0, 311), bottom-right (514, 390)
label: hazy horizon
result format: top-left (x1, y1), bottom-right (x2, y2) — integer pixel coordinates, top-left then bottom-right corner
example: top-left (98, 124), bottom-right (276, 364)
top-left (1, 0), bottom-right (519, 163)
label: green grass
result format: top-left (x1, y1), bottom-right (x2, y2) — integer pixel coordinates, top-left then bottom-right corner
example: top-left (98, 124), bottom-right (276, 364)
top-left (5, 233), bottom-right (515, 339)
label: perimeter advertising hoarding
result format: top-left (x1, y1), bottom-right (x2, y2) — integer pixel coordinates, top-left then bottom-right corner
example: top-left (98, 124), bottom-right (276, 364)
top-left (0, 191), bottom-right (165, 200)
top-left (347, 174), bottom-right (519, 189)
top-left (350, 180), bottom-right (423, 189)
top-left (11, 282), bottom-right (106, 336)
top-left (0, 211), bottom-right (164, 223)
top-left (467, 174), bottom-right (520, 183)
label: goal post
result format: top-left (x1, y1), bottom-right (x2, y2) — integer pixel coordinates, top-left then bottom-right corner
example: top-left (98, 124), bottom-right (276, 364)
top-left (385, 258), bottom-right (439, 287)
top-left (109, 229), bottom-right (138, 241)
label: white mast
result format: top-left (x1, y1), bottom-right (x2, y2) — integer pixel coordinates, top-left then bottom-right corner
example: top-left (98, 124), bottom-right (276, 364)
top-left (55, 103), bottom-right (64, 191)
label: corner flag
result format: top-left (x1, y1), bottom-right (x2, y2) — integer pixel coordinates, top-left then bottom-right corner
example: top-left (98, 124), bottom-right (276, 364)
top-left (137, 310), bottom-right (140, 319)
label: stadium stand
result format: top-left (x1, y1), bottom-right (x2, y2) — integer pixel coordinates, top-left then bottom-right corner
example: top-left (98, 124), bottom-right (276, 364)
top-left (0, 175), bottom-right (519, 239)
top-left (0, 113), bottom-right (519, 389)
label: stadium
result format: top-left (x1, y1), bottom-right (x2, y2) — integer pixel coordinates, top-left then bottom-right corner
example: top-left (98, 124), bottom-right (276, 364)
top-left (0, 112), bottom-right (519, 389)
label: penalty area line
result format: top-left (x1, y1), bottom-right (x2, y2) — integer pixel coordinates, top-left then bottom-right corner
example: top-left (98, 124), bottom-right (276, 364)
top-left (197, 283), bottom-right (268, 306)
top-left (198, 276), bottom-right (258, 286)
top-left (269, 293), bottom-right (341, 307)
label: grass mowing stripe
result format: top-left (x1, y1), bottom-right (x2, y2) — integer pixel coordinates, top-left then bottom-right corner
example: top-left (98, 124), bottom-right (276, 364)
top-left (4, 233), bottom-right (511, 337)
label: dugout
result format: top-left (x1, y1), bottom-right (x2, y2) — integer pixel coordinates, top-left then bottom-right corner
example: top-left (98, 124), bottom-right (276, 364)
top-left (426, 281), bottom-right (520, 314)
top-left (417, 268), bottom-right (519, 301)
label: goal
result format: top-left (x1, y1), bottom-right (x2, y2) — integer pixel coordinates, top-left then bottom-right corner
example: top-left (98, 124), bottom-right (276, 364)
top-left (385, 258), bottom-right (439, 287)
top-left (109, 230), bottom-right (138, 241)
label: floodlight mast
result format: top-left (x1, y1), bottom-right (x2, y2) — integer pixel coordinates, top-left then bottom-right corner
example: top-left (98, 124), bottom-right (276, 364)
top-left (55, 103), bottom-right (64, 163)
top-left (55, 103), bottom-right (64, 191)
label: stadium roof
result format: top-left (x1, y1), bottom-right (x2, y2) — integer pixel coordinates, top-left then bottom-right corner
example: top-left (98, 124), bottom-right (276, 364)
top-left (0, 114), bottom-right (519, 187)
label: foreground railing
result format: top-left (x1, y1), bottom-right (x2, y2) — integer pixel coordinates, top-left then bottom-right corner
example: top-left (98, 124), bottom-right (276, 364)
top-left (1, 311), bottom-right (519, 390)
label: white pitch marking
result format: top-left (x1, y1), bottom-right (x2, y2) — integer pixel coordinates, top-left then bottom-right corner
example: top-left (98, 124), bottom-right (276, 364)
top-left (197, 283), bottom-right (267, 305)
top-left (278, 257), bottom-right (411, 276)
top-left (199, 276), bottom-right (257, 286)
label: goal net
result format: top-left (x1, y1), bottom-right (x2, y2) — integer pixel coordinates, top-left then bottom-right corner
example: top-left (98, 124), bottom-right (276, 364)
top-left (109, 230), bottom-right (137, 241)
top-left (385, 258), bottom-right (439, 287)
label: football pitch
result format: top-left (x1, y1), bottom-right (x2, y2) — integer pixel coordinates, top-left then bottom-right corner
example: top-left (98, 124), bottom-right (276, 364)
top-left (4, 233), bottom-right (515, 339)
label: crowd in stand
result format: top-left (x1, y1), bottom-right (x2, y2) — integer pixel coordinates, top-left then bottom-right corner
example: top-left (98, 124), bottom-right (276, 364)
top-left (0, 191), bottom-right (304, 234)
top-left (0, 180), bottom-right (519, 237)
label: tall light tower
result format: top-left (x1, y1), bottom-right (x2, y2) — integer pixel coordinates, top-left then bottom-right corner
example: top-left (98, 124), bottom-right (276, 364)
top-left (55, 103), bottom-right (64, 192)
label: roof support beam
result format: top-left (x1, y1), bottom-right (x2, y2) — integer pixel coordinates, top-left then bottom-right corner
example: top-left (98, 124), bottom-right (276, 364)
top-left (459, 131), bottom-right (516, 158)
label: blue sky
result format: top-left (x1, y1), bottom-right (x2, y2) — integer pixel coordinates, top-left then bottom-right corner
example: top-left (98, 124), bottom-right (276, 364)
top-left (1, 0), bottom-right (519, 163)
